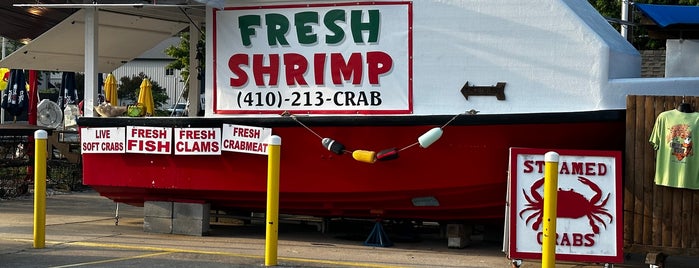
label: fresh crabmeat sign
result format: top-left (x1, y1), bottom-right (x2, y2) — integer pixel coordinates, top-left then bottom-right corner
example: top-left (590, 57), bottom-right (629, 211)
top-left (506, 148), bottom-right (622, 263)
top-left (213, 2), bottom-right (411, 114)
top-left (221, 124), bottom-right (272, 155)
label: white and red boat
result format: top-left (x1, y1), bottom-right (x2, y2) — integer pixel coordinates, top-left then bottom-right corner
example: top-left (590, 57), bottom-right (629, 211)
top-left (71, 0), bottom-right (699, 221)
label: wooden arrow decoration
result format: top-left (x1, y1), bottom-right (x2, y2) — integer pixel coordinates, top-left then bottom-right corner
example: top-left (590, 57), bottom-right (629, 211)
top-left (460, 81), bottom-right (506, 100)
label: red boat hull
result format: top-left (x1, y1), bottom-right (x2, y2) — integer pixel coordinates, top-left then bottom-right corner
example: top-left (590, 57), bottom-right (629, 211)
top-left (81, 111), bottom-right (625, 221)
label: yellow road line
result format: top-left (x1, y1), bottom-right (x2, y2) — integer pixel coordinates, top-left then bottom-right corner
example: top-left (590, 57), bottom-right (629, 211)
top-left (48, 251), bottom-right (173, 268)
top-left (1, 238), bottom-right (406, 268)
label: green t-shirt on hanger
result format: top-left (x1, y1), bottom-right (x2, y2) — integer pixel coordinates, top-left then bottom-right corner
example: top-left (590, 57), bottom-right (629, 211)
top-left (649, 109), bottom-right (699, 190)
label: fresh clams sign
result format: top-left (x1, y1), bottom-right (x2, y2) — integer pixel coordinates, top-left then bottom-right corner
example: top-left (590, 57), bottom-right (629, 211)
top-left (213, 2), bottom-right (412, 114)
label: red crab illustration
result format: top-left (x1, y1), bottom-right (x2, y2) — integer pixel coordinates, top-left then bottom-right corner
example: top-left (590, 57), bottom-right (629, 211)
top-left (518, 176), bottom-right (613, 234)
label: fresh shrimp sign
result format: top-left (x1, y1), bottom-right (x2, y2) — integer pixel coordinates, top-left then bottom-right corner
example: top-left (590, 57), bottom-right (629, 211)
top-left (506, 148), bottom-right (622, 263)
top-left (213, 2), bottom-right (412, 114)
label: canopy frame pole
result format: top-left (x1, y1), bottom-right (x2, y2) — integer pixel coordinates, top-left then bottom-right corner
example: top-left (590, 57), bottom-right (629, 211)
top-left (84, 7), bottom-right (99, 117)
top-left (187, 21), bottom-right (201, 117)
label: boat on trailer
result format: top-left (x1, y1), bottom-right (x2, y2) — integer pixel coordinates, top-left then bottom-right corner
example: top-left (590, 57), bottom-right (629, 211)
top-left (78, 0), bottom-right (699, 222)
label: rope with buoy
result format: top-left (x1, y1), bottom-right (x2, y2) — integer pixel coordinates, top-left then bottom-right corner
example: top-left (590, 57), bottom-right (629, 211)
top-left (282, 110), bottom-right (477, 163)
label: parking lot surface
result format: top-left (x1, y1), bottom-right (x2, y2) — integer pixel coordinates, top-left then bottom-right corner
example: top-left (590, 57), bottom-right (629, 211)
top-left (0, 190), bottom-right (695, 267)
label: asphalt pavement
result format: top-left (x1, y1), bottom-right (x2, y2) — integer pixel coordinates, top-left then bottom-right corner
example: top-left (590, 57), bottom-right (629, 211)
top-left (0, 190), bottom-right (696, 267)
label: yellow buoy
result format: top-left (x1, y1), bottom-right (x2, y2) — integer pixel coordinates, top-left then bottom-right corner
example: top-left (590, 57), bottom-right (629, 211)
top-left (352, 150), bottom-right (376, 164)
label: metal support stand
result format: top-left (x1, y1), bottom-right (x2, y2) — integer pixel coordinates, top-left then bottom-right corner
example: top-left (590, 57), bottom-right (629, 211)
top-left (115, 202), bottom-right (120, 226)
top-left (511, 259), bottom-right (522, 268)
top-left (364, 220), bottom-right (393, 247)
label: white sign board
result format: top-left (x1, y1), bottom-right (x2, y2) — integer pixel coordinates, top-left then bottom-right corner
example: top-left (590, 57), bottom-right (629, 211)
top-left (213, 2), bottom-right (412, 114)
top-left (174, 128), bottom-right (222, 155)
top-left (125, 126), bottom-right (172, 154)
top-left (506, 148), bottom-right (622, 264)
top-left (221, 124), bottom-right (272, 155)
top-left (80, 127), bottom-right (126, 154)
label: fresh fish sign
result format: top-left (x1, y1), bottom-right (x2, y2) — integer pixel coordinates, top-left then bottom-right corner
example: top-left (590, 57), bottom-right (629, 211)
top-left (505, 148), bottom-right (622, 264)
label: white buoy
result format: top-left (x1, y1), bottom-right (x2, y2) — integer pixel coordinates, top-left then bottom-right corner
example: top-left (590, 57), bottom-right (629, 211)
top-left (418, 127), bottom-right (443, 148)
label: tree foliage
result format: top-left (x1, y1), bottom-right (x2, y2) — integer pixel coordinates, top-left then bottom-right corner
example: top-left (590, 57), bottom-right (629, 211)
top-left (165, 32), bottom-right (191, 79)
top-left (1, 38), bottom-right (24, 56)
top-left (116, 72), bottom-right (169, 112)
top-left (164, 31), bottom-right (205, 98)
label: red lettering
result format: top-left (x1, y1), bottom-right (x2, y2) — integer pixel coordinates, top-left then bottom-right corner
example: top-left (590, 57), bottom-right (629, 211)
top-left (597, 163), bottom-right (607, 176)
top-left (585, 162), bottom-right (596, 175)
top-left (330, 52), bottom-right (362, 85)
top-left (523, 160), bottom-right (534, 173)
top-left (314, 53), bottom-right (326, 85)
top-left (537, 232), bottom-right (596, 247)
top-left (584, 233), bottom-right (595, 246)
top-left (176, 141), bottom-right (220, 153)
top-left (227, 52), bottom-right (394, 87)
top-left (82, 142), bottom-right (100, 151)
top-left (366, 51), bottom-right (392, 85)
top-left (176, 141), bottom-right (186, 152)
top-left (229, 54), bottom-right (249, 87)
top-left (127, 139), bottom-right (138, 151)
top-left (560, 162), bottom-right (608, 176)
top-left (127, 140), bottom-right (170, 153)
top-left (131, 128), bottom-right (166, 139)
top-left (560, 233), bottom-right (571, 246)
top-left (534, 161), bottom-right (544, 173)
top-left (96, 129), bottom-right (110, 139)
top-left (572, 233), bottom-right (584, 246)
top-left (145, 140), bottom-right (155, 151)
top-left (571, 162), bottom-right (583, 174)
top-left (156, 141), bottom-right (170, 152)
top-left (232, 127), bottom-right (260, 138)
top-left (284, 53), bottom-right (308, 86)
top-left (179, 129), bottom-right (216, 140)
top-left (253, 54), bottom-right (279, 86)
top-left (560, 162), bottom-right (569, 174)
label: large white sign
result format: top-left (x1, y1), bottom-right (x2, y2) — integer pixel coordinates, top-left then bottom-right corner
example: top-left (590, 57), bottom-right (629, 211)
top-left (213, 2), bottom-right (412, 114)
top-left (221, 124), bottom-right (272, 155)
top-left (125, 126), bottom-right (172, 154)
top-left (506, 148), bottom-right (622, 264)
top-left (80, 127), bottom-right (126, 154)
top-left (174, 128), bottom-right (222, 155)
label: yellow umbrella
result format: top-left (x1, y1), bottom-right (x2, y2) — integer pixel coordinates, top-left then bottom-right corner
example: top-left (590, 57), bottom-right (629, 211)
top-left (104, 73), bottom-right (118, 106)
top-left (0, 68), bottom-right (9, 91)
top-left (137, 78), bottom-right (154, 116)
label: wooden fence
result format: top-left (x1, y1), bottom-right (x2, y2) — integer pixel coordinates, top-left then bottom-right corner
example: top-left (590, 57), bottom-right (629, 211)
top-left (624, 95), bottom-right (699, 256)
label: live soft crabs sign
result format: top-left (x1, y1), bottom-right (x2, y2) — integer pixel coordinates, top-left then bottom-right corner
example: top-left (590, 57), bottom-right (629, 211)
top-left (213, 2), bottom-right (412, 114)
top-left (506, 148), bottom-right (623, 264)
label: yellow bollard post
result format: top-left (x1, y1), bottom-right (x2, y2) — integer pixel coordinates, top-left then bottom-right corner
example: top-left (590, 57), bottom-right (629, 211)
top-left (33, 130), bottom-right (48, 249)
top-left (541, 151), bottom-right (559, 268)
top-left (265, 135), bottom-right (281, 266)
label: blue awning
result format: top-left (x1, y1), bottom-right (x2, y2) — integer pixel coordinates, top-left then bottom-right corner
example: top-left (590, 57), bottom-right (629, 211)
top-left (635, 4), bottom-right (699, 28)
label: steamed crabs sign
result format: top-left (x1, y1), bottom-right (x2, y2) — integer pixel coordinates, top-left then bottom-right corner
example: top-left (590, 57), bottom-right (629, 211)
top-left (506, 148), bottom-right (622, 263)
top-left (213, 2), bottom-right (411, 114)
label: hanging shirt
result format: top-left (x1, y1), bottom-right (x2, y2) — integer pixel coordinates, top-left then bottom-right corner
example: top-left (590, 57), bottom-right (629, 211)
top-left (649, 109), bottom-right (699, 190)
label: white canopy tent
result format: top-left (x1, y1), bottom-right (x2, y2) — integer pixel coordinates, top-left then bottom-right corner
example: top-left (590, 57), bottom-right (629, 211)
top-left (0, 3), bottom-right (205, 117)
top-left (0, 9), bottom-right (190, 73)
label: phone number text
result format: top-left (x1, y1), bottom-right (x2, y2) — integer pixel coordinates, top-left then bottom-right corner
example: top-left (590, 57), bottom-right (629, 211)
top-left (236, 90), bottom-right (382, 109)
